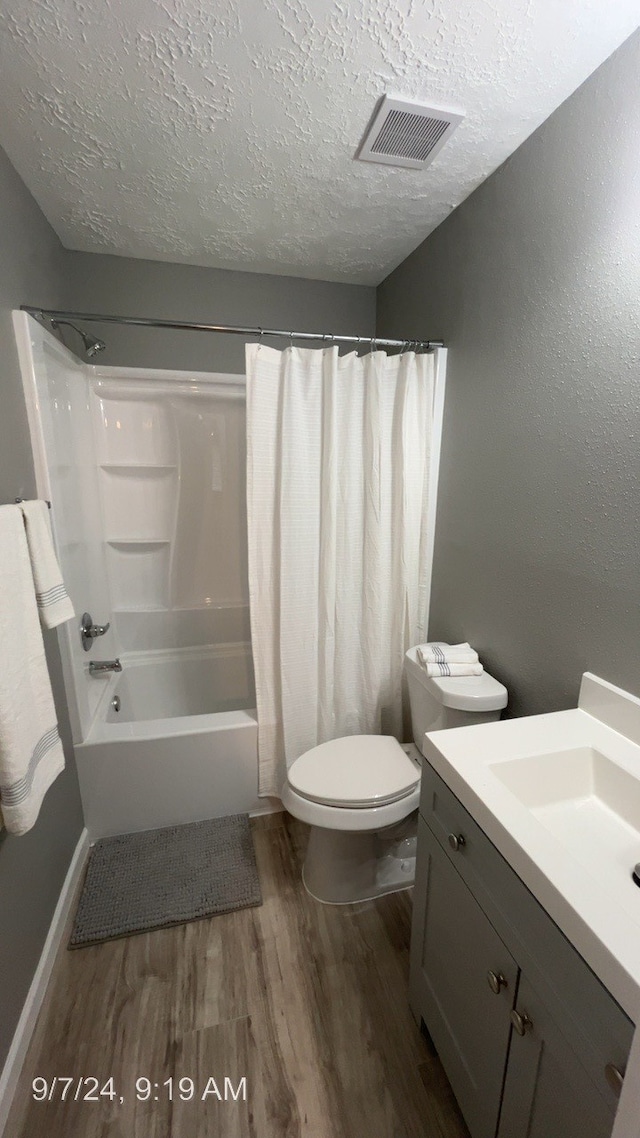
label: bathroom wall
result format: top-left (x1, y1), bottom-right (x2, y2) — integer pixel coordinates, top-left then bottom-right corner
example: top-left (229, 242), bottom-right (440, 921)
top-left (0, 146), bottom-right (84, 1072)
top-left (63, 251), bottom-right (376, 372)
top-left (377, 29), bottom-right (640, 717)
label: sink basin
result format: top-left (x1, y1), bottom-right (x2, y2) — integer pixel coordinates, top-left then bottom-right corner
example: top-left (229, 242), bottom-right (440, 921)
top-left (490, 747), bottom-right (640, 890)
top-left (490, 747), bottom-right (640, 826)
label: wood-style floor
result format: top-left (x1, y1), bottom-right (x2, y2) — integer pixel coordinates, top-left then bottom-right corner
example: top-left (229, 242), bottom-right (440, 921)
top-left (7, 813), bottom-right (469, 1138)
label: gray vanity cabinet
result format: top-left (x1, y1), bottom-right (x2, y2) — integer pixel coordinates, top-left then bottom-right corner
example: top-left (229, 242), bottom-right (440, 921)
top-left (410, 763), bottom-right (634, 1138)
top-left (411, 816), bottom-right (516, 1138)
top-left (497, 974), bottom-right (615, 1138)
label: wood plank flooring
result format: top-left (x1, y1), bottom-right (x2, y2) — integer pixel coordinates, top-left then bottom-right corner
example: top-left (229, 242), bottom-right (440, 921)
top-left (6, 812), bottom-right (469, 1138)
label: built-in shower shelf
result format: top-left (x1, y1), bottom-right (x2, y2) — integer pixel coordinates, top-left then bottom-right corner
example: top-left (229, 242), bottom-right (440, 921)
top-left (99, 463), bottom-right (178, 471)
top-left (106, 538), bottom-right (171, 546)
top-left (112, 604), bottom-right (168, 613)
top-left (105, 538), bottom-right (171, 610)
top-left (112, 606), bottom-right (170, 613)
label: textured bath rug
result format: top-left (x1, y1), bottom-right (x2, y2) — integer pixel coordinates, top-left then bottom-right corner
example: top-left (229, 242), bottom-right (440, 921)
top-left (69, 814), bottom-right (262, 948)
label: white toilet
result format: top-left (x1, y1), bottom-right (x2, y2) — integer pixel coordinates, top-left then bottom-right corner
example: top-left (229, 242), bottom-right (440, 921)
top-left (281, 645), bottom-right (508, 904)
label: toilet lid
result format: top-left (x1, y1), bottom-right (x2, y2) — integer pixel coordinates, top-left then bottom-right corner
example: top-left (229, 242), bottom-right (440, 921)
top-left (288, 735), bottom-right (420, 808)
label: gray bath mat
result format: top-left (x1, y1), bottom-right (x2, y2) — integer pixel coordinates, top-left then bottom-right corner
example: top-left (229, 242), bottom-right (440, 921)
top-left (69, 814), bottom-right (262, 948)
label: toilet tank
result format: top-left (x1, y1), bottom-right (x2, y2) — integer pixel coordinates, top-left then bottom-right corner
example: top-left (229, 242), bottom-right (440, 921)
top-left (404, 646), bottom-right (508, 753)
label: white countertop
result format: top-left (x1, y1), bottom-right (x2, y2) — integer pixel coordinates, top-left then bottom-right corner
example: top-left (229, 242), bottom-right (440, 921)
top-left (421, 672), bottom-right (640, 1138)
top-left (423, 673), bottom-right (640, 1019)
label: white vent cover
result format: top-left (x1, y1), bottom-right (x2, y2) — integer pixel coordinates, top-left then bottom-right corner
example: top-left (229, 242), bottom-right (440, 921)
top-left (356, 96), bottom-right (464, 169)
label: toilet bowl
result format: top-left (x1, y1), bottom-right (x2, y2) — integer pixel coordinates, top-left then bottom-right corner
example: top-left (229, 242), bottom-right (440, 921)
top-left (282, 646), bottom-right (508, 904)
top-left (282, 736), bottom-right (422, 904)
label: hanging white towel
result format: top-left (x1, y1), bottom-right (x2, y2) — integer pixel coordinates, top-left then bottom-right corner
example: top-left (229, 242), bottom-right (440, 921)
top-left (422, 661), bottom-right (484, 677)
top-left (0, 506), bottom-right (67, 835)
top-left (19, 500), bottom-right (74, 628)
top-left (417, 642), bottom-right (479, 666)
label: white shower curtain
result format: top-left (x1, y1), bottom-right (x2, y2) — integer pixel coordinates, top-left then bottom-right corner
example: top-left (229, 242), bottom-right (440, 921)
top-left (246, 344), bottom-right (435, 797)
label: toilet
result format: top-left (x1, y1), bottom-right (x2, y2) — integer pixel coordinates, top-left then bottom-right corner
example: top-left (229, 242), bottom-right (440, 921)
top-left (281, 645), bottom-right (508, 904)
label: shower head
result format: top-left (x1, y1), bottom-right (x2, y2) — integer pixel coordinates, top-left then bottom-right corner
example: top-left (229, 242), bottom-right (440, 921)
top-left (82, 332), bottom-right (106, 358)
top-left (50, 319), bottom-right (106, 358)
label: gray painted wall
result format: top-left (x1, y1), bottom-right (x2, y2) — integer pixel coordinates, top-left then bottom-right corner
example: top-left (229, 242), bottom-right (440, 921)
top-left (62, 251), bottom-right (376, 371)
top-left (0, 146), bottom-right (84, 1069)
top-left (378, 30), bottom-right (640, 718)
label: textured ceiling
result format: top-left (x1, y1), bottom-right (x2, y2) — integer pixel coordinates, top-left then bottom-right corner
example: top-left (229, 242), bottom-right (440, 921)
top-left (0, 1), bottom-right (638, 285)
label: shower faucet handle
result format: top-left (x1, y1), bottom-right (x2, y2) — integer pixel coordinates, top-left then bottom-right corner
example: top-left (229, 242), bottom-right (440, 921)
top-left (80, 612), bottom-right (111, 652)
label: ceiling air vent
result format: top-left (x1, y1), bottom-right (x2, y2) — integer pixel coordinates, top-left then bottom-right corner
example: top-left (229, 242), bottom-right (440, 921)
top-left (356, 96), bottom-right (464, 170)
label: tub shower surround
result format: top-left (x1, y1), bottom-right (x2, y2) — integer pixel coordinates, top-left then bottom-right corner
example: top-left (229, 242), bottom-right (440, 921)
top-left (93, 374), bottom-right (249, 620)
top-left (14, 312), bottom-right (260, 837)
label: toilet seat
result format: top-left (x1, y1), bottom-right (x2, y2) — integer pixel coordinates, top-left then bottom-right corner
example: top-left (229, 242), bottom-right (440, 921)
top-left (287, 735), bottom-right (420, 809)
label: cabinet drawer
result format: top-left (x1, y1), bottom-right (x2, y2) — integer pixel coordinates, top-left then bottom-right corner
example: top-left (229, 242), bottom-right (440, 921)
top-left (419, 760), bottom-right (634, 1113)
top-left (420, 759), bottom-right (505, 904)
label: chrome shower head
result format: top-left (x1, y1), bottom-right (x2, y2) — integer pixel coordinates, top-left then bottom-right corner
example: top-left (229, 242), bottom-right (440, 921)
top-left (81, 332), bottom-right (106, 358)
top-left (50, 319), bottom-right (106, 358)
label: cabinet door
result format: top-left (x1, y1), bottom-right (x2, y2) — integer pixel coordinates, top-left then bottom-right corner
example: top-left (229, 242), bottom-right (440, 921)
top-left (497, 975), bottom-right (616, 1138)
top-left (410, 816), bottom-right (518, 1138)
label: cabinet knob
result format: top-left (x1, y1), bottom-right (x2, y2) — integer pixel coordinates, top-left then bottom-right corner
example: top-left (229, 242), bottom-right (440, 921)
top-left (448, 832), bottom-right (466, 852)
top-left (510, 1009), bottom-right (533, 1036)
top-left (604, 1064), bottom-right (624, 1097)
top-left (487, 970), bottom-right (508, 995)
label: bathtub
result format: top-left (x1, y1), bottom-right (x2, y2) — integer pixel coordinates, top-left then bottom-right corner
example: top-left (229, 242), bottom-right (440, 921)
top-left (74, 644), bottom-right (261, 838)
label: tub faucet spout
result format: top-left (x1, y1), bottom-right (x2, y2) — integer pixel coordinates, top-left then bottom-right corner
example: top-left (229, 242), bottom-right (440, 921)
top-left (88, 658), bottom-right (122, 675)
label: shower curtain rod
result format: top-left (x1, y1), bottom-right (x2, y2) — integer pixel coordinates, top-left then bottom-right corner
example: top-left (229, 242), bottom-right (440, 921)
top-left (21, 307), bottom-right (443, 352)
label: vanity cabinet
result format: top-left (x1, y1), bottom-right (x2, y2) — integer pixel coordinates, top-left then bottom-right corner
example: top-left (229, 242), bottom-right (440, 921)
top-left (412, 816), bottom-right (515, 1138)
top-left (496, 972), bottom-right (617, 1138)
top-left (410, 763), bottom-right (634, 1138)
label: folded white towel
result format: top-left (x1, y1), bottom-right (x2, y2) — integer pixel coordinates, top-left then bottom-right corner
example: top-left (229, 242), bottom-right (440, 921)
top-left (19, 500), bottom-right (74, 629)
top-left (0, 506), bottom-right (66, 834)
top-left (417, 642), bottom-right (479, 666)
top-left (422, 661), bottom-right (484, 677)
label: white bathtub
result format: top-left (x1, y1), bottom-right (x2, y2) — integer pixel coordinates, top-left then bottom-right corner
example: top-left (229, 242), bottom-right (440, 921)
top-left (74, 645), bottom-right (261, 838)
